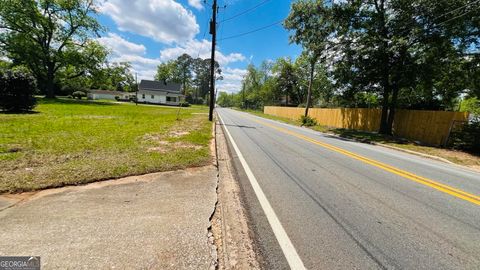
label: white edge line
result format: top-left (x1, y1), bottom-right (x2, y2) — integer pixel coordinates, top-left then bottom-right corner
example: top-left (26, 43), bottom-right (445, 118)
top-left (218, 111), bottom-right (307, 270)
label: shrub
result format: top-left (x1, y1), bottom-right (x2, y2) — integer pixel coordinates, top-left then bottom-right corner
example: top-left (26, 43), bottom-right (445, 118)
top-left (448, 119), bottom-right (480, 154)
top-left (114, 96), bottom-right (120, 101)
top-left (196, 97), bottom-right (204, 105)
top-left (0, 70), bottom-right (37, 112)
top-left (180, 101), bottom-right (190, 107)
top-left (72, 91), bottom-right (86, 99)
top-left (300, 115), bottom-right (317, 126)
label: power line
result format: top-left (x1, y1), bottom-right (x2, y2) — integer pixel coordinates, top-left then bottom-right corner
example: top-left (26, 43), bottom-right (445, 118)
top-left (395, 0), bottom-right (480, 37)
top-left (434, 3), bottom-right (480, 27)
top-left (219, 0), bottom-right (271, 23)
top-left (326, 0), bottom-right (480, 53)
top-left (218, 19), bottom-right (283, 41)
top-left (195, 5), bottom-right (212, 59)
top-left (430, 0), bottom-right (480, 24)
top-left (217, 1), bottom-right (227, 43)
top-left (322, 2), bottom-right (480, 62)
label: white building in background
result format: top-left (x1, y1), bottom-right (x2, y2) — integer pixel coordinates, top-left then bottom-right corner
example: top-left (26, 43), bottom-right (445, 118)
top-left (137, 80), bottom-right (184, 106)
top-left (88, 90), bottom-right (134, 101)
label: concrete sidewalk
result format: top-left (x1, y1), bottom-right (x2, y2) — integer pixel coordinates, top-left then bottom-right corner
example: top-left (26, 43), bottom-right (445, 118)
top-left (0, 166), bottom-right (218, 269)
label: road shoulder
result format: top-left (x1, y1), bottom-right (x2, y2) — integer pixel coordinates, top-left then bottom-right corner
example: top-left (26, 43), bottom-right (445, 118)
top-left (211, 118), bottom-right (261, 269)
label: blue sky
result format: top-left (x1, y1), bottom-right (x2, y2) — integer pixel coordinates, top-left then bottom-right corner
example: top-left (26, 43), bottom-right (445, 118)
top-left (96, 0), bottom-right (301, 93)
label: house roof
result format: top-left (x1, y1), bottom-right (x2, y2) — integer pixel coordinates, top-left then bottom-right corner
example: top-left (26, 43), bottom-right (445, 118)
top-left (139, 80), bottom-right (182, 93)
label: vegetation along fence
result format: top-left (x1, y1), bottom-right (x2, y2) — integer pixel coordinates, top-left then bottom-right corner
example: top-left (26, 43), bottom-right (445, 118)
top-left (264, 106), bottom-right (469, 146)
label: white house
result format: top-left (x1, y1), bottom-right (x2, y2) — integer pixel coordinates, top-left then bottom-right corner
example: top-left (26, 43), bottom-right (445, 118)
top-left (88, 90), bottom-right (134, 101)
top-left (137, 80), bottom-right (184, 106)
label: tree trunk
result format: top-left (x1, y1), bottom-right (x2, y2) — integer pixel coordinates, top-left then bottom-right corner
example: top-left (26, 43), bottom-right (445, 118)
top-left (379, 91), bottom-right (390, 134)
top-left (377, 1), bottom-right (392, 135)
top-left (45, 63), bottom-right (55, 98)
top-left (386, 85), bottom-right (399, 135)
top-left (305, 59), bottom-right (315, 117)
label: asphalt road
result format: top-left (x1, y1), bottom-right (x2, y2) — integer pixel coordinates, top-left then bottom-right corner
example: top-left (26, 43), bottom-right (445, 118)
top-left (217, 108), bottom-right (480, 270)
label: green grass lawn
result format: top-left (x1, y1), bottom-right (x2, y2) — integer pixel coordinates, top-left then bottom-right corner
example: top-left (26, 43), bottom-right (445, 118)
top-left (0, 98), bottom-right (212, 193)
top-left (239, 108), bottom-right (480, 169)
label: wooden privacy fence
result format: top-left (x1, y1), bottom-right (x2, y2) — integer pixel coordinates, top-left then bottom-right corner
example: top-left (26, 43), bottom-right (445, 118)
top-left (264, 106), bottom-right (469, 146)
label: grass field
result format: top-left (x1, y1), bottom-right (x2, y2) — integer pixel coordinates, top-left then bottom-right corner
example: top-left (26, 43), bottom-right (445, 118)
top-left (0, 98), bottom-right (212, 193)
top-left (239, 108), bottom-right (480, 169)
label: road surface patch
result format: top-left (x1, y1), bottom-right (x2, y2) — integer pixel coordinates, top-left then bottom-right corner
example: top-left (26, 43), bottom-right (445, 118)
top-left (246, 115), bottom-right (480, 206)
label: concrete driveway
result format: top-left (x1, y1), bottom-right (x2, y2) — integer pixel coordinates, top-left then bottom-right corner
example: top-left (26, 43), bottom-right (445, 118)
top-left (0, 166), bottom-right (217, 269)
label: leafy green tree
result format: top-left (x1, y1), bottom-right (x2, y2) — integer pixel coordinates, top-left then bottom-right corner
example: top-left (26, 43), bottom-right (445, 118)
top-left (294, 53), bottom-right (334, 107)
top-left (298, 0), bottom-right (480, 134)
top-left (460, 97), bottom-right (480, 116)
top-left (176, 53), bottom-right (193, 94)
top-left (155, 60), bottom-right (180, 83)
top-left (285, 0), bottom-right (332, 116)
top-left (156, 55), bottom-right (221, 103)
top-left (216, 91), bottom-right (236, 107)
top-left (273, 57), bottom-right (299, 106)
top-left (0, 0), bottom-right (104, 98)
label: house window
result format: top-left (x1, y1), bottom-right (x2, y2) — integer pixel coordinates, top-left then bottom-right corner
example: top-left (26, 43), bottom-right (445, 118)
top-left (167, 97), bottom-right (176, 102)
top-left (142, 94), bottom-right (145, 99)
top-left (151, 95), bottom-right (155, 99)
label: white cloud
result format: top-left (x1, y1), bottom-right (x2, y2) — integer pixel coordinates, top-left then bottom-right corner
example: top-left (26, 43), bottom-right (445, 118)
top-left (217, 67), bottom-right (247, 93)
top-left (100, 0), bottom-right (199, 44)
top-left (97, 33), bottom-right (146, 55)
top-left (98, 34), bottom-right (246, 81)
top-left (188, 0), bottom-right (203, 10)
top-left (160, 39), bottom-right (245, 65)
top-left (97, 33), bottom-right (160, 80)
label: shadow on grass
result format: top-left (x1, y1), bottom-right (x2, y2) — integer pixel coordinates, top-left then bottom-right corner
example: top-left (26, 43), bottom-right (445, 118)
top-left (0, 110), bottom-right (39, 115)
top-left (39, 97), bottom-right (119, 106)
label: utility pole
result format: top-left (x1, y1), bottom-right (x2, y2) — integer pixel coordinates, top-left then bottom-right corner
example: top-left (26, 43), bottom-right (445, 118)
top-left (208, 0), bottom-right (217, 121)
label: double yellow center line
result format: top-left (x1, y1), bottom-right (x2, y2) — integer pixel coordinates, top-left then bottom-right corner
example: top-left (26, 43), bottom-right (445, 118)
top-left (247, 116), bottom-right (480, 206)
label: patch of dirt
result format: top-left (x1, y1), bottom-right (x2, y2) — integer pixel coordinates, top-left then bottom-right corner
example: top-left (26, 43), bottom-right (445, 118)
top-left (391, 144), bottom-right (480, 168)
top-left (169, 131), bottom-right (190, 138)
top-left (430, 149), bottom-right (480, 166)
top-left (147, 141), bottom-right (202, 153)
top-left (142, 116), bottom-right (206, 153)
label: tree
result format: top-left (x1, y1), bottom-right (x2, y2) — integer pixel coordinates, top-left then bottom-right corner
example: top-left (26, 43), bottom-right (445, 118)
top-left (155, 60), bottom-right (179, 83)
top-left (294, 52), bottom-right (334, 107)
top-left (192, 57), bottom-right (221, 103)
top-left (0, 0), bottom-right (104, 98)
top-left (216, 91), bottom-right (236, 107)
top-left (284, 0), bottom-right (332, 116)
top-left (58, 58), bottom-right (134, 94)
top-left (156, 54), bottom-right (221, 103)
top-left (273, 57), bottom-right (298, 106)
top-left (106, 62), bottom-right (134, 92)
top-left (176, 53), bottom-right (193, 94)
top-left (306, 0), bottom-right (480, 134)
